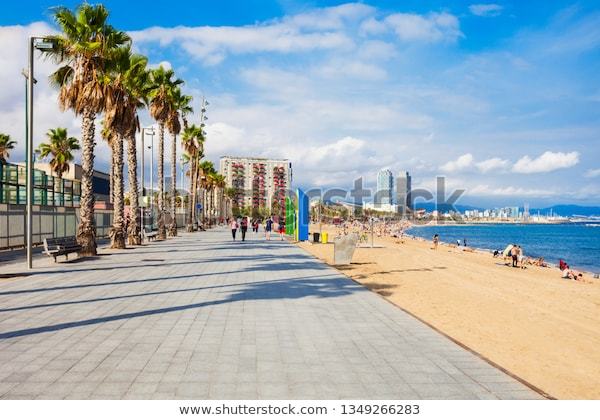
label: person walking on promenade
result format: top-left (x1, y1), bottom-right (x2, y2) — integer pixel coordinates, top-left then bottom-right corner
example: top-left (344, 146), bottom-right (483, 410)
top-left (432, 234), bottom-right (439, 250)
top-left (240, 216), bottom-right (249, 241)
top-left (278, 219), bottom-right (286, 241)
top-left (252, 219), bottom-right (259, 233)
top-left (230, 218), bottom-right (238, 241)
top-left (265, 216), bottom-right (273, 241)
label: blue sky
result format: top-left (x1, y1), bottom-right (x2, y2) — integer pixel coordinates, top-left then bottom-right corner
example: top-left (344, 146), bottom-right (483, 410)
top-left (1, 1), bottom-right (599, 207)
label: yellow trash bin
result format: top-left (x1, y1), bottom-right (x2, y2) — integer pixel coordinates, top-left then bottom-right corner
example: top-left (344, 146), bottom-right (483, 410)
top-left (321, 232), bottom-right (328, 243)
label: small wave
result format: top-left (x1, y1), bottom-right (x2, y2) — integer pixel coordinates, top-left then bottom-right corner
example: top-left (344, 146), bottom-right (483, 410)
top-left (585, 224), bottom-right (600, 227)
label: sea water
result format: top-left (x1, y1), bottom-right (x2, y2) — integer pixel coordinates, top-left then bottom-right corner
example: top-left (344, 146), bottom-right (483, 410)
top-left (406, 223), bottom-right (600, 273)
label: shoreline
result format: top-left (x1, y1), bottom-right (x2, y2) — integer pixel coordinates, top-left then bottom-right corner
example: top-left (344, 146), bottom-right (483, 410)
top-left (404, 224), bottom-right (599, 275)
top-left (297, 225), bottom-right (600, 399)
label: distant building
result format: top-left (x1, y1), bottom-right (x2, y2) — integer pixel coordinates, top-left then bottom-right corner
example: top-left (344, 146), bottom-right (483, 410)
top-left (219, 156), bottom-right (292, 212)
top-left (32, 162), bottom-right (110, 203)
top-left (364, 202), bottom-right (398, 213)
top-left (376, 169), bottom-right (393, 205)
top-left (396, 171), bottom-right (412, 215)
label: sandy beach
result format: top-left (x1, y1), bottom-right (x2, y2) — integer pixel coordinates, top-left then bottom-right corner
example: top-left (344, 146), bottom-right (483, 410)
top-left (297, 226), bottom-right (600, 399)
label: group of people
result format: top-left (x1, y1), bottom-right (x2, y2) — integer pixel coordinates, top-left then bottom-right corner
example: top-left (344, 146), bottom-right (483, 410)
top-left (229, 216), bottom-right (286, 242)
top-left (332, 219), bottom-right (412, 244)
top-left (559, 259), bottom-right (586, 281)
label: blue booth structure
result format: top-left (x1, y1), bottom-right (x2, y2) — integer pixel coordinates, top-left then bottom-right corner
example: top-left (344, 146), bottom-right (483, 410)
top-left (296, 188), bottom-right (309, 241)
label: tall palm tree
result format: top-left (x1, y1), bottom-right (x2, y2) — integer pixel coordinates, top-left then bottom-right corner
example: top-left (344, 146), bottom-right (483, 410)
top-left (0, 133), bottom-right (16, 164)
top-left (103, 48), bottom-right (150, 247)
top-left (224, 187), bottom-right (236, 220)
top-left (181, 124), bottom-right (204, 231)
top-left (123, 56), bottom-right (151, 245)
top-left (47, 4), bottom-right (130, 256)
top-left (36, 128), bottom-right (79, 180)
top-left (167, 88), bottom-right (193, 236)
top-left (199, 161), bottom-right (215, 225)
top-left (211, 173), bottom-right (226, 223)
top-left (149, 66), bottom-right (183, 240)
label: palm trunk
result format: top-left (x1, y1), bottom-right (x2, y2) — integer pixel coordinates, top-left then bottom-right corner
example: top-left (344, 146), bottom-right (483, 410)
top-left (127, 134), bottom-right (141, 245)
top-left (76, 108), bottom-right (97, 256)
top-left (169, 133), bottom-right (177, 236)
top-left (157, 123), bottom-right (166, 240)
top-left (187, 158), bottom-right (196, 232)
top-left (110, 136), bottom-right (126, 248)
top-left (109, 152), bottom-right (114, 204)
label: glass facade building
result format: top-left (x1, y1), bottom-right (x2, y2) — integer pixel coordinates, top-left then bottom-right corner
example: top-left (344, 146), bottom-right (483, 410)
top-left (0, 161), bottom-right (81, 207)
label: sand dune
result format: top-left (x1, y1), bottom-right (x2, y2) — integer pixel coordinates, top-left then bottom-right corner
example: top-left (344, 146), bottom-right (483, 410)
top-left (297, 229), bottom-right (600, 399)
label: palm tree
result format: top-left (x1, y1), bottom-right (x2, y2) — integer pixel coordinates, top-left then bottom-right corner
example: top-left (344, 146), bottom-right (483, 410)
top-left (0, 133), bottom-right (16, 164)
top-left (123, 55), bottom-right (151, 245)
top-left (213, 173), bottom-right (226, 222)
top-left (224, 187), bottom-right (236, 220)
top-left (47, 4), bottom-right (130, 256)
top-left (36, 128), bottom-right (79, 180)
top-left (149, 66), bottom-right (183, 240)
top-left (167, 88), bottom-right (193, 236)
top-left (181, 124), bottom-right (204, 231)
top-left (198, 161), bottom-right (215, 225)
top-left (103, 48), bottom-right (150, 247)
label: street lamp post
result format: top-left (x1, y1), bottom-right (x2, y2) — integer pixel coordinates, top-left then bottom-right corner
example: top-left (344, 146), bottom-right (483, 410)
top-left (26, 37), bottom-right (55, 269)
top-left (146, 128), bottom-right (155, 229)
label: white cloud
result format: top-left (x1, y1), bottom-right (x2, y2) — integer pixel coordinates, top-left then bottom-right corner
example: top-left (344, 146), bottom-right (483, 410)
top-left (440, 153), bottom-right (474, 172)
top-left (384, 12), bottom-right (462, 43)
top-left (469, 4), bottom-right (504, 17)
top-left (469, 184), bottom-right (557, 197)
top-left (130, 6), bottom-right (362, 66)
top-left (358, 17), bottom-right (388, 36)
top-left (585, 168), bottom-right (600, 178)
top-left (316, 59), bottom-right (387, 81)
top-left (0, 22), bottom-right (90, 163)
top-left (475, 157), bottom-right (510, 173)
top-left (512, 151), bottom-right (579, 174)
top-left (149, 60), bottom-right (172, 70)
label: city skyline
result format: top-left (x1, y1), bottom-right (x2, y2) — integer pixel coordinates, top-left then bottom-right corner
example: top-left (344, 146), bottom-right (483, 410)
top-left (1, 1), bottom-right (599, 208)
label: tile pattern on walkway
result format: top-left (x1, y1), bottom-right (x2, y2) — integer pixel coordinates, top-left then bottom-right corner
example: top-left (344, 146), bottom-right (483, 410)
top-left (0, 228), bottom-right (543, 399)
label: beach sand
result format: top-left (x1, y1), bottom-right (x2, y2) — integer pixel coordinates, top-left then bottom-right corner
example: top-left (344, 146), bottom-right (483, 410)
top-left (297, 226), bottom-right (600, 399)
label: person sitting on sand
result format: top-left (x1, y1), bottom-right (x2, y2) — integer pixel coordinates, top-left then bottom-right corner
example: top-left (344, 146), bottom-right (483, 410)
top-left (493, 250), bottom-right (500, 258)
top-left (562, 267), bottom-right (585, 282)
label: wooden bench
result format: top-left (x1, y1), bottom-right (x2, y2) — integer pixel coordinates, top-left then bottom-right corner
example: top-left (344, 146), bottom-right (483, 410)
top-left (144, 230), bottom-right (158, 241)
top-left (43, 236), bottom-right (82, 262)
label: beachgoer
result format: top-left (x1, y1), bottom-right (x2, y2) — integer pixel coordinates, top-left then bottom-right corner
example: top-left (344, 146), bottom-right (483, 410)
top-left (240, 216), bottom-right (248, 241)
top-left (432, 234), bottom-right (439, 250)
top-left (279, 220), bottom-right (286, 240)
top-left (493, 250), bottom-right (500, 258)
top-left (463, 238), bottom-right (467, 247)
top-left (456, 239), bottom-right (461, 247)
top-left (230, 218), bottom-right (238, 240)
top-left (559, 259), bottom-right (568, 271)
top-left (265, 217), bottom-right (273, 240)
top-left (511, 245), bottom-right (519, 267)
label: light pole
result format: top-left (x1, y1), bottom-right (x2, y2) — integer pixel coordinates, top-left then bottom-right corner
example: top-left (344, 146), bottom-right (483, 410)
top-left (180, 155), bottom-right (186, 213)
top-left (140, 127), bottom-right (154, 234)
top-left (26, 37), bottom-right (55, 269)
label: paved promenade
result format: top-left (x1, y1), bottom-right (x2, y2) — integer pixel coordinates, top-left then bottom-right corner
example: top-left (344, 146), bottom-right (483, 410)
top-left (0, 228), bottom-right (542, 399)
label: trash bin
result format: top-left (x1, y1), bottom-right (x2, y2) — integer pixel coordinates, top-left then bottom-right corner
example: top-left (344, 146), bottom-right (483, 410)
top-left (321, 232), bottom-right (328, 243)
top-left (313, 232), bottom-right (320, 243)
